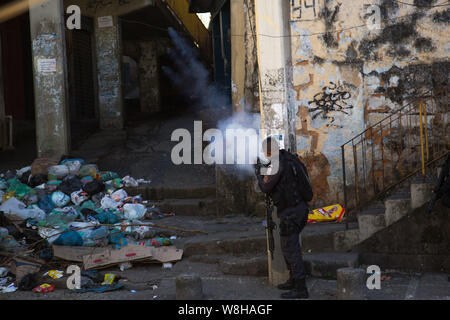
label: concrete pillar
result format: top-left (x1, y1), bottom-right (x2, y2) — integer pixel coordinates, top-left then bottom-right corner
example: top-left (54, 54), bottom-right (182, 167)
top-left (410, 183), bottom-right (433, 210)
top-left (0, 33), bottom-right (6, 148)
top-left (29, 0), bottom-right (70, 158)
top-left (337, 267), bottom-right (365, 300)
top-left (230, 0), bottom-right (245, 112)
top-left (94, 15), bottom-right (123, 129)
top-left (138, 41), bottom-right (160, 114)
top-left (254, 0), bottom-right (297, 286)
top-left (176, 274), bottom-right (203, 300)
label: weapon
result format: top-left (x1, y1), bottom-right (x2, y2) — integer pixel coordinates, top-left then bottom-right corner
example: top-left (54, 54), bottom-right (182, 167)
top-left (265, 194), bottom-right (276, 260)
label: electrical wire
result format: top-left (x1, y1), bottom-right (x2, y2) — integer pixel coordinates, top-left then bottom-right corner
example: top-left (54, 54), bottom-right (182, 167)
top-left (392, 0), bottom-right (450, 8)
top-left (121, 10), bottom-right (434, 40)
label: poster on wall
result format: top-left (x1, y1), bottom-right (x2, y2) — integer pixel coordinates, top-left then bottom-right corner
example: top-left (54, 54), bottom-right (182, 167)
top-left (37, 58), bottom-right (57, 73)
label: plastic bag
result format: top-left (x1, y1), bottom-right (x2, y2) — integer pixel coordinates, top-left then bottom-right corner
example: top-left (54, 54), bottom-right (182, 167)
top-left (0, 197), bottom-right (46, 221)
top-left (95, 211), bottom-right (121, 224)
top-left (29, 174), bottom-right (48, 188)
top-left (64, 161), bottom-right (82, 175)
top-left (111, 189), bottom-right (127, 202)
top-left (53, 230), bottom-right (83, 246)
top-left (123, 204), bottom-right (147, 220)
top-left (37, 195), bottom-right (55, 214)
top-left (307, 204), bottom-right (346, 224)
top-left (112, 178), bottom-right (125, 189)
top-left (80, 176), bottom-right (94, 185)
top-left (0, 190), bottom-right (4, 204)
top-left (60, 158), bottom-right (85, 166)
top-left (78, 165), bottom-right (99, 178)
top-left (71, 190), bottom-right (88, 206)
top-left (51, 191), bottom-right (70, 207)
top-left (47, 165), bottom-right (69, 179)
top-left (0, 179), bottom-right (7, 190)
top-left (83, 180), bottom-right (105, 196)
top-left (100, 171), bottom-right (119, 182)
top-left (37, 227), bottom-right (60, 244)
top-left (58, 175), bottom-right (82, 195)
top-left (6, 178), bottom-right (32, 199)
top-left (101, 196), bottom-right (120, 210)
top-left (123, 176), bottom-right (138, 187)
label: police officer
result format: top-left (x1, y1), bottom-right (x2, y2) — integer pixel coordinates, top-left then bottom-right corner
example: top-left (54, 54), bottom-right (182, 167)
top-left (255, 137), bottom-right (310, 299)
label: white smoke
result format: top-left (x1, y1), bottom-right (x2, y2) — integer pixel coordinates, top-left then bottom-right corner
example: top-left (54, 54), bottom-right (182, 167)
top-left (165, 28), bottom-right (263, 178)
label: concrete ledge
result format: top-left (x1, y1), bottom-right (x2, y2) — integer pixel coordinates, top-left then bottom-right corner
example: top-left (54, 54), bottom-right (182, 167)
top-left (334, 229), bottom-right (360, 252)
top-left (358, 211), bottom-right (386, 242)
top-left (183, 237), bottom-right (267, 257)
top-left (176, 274), bottom-right (203, 300)
top-left (304, 252), bottom-right (360, 279)
top-left (219, 255), bottom-right (268, 277)
top-left (337, 267), bottom-right (365, 300)
top-left (384, 197), bottom-right (411, 226)
top-left (359, 253), bottom-right (450, 273)
top-left (410, 183), bottom-right (432, 210)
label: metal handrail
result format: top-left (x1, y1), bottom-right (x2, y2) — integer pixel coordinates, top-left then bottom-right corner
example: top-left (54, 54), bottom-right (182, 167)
top-left (341, 88), bottom-right (449, 229)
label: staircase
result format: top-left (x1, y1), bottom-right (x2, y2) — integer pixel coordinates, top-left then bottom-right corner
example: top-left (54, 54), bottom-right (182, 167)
top-left (298, 89), bottom-right (449, 278)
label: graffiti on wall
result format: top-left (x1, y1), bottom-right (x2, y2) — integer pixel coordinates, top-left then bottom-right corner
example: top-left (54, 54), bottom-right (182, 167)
top-left (291, 0), bottom-right (318, 21)
top-left (308, 82), bottom-right (353, 128)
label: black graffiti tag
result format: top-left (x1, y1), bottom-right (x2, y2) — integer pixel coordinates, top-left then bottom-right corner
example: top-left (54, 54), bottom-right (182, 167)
top-left (308, 82), bottom-right (353, 127)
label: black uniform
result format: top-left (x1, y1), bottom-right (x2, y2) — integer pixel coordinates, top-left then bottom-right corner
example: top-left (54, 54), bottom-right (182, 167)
top-left (256, 150), bottom-right (309, 280)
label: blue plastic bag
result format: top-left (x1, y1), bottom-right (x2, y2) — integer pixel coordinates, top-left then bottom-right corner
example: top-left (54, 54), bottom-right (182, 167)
top-left (95, 211), bottom-right (121, 224)
top-left (53, 230), bottom-right (83, 246)
top-left (37, 195), bottom-right (55, 214)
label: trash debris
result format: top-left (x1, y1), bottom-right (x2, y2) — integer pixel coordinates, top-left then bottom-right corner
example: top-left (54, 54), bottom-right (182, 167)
top-left (44, 270), bottom-right (64, 279)
top-left (102, 274), bottom-right (117, 285)
top-left (1, 283), bottom-right (18, 293)
top-left (33, 283), bottom-right (55, 293)
top-left (0, 157), bottom-right (183, 294)
top-left (307, 204), bottom-right (345, 224)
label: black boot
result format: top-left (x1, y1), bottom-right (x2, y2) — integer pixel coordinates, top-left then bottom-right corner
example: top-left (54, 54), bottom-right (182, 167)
top-left (280, 278), bottom-right (309, 299)
top-left (277, 278), bottom-right (294, 290)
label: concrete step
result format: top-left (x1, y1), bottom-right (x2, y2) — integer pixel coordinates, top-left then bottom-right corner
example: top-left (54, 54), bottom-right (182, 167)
top-left (182, 236), bottom-right (267, 257)
top-left (125, 185), bottom-right (216, 201)
top-left (189, 254), bottom-right (268, 277)
top-left (357, 208), bottom-right (386, 242)
top-left (384, 194), bottom-right (411, 226)
top-left (157, 198), bottom-right (217, 216)
top-left (304, 252), bottom-right (360, 279)
top-left (301, 222), bottom-right (358, 253)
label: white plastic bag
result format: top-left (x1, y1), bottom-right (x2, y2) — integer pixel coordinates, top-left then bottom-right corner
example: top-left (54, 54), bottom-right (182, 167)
top-left (51, 191), bottom-right (70, 207)
top-left (123, 204), bottom-right (147, 220)
top-left (71, 190), bottom-right (88, 206)
top-left (111, 189), bottom-right (128, 202)
top-left (123, 176), bottom-right (138, 187)
top-left (0, 197), bottom-right (46, 221)
top-left (48, 165), bottom-right (69, 179)
top-left (38, 227), bottom-right (61, 244)
top-left (101, 196), bottom-right (120, 210)
top-left (65, 160), bottom-right (82, 175)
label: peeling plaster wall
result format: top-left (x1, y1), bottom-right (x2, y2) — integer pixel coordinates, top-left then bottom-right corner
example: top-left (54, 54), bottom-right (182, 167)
top-left (64, 0), bottom-right (156, 129)
top-left (289, 0), bottom-right (449, 207)
top-left (30, 0), bottom-right (70, 158)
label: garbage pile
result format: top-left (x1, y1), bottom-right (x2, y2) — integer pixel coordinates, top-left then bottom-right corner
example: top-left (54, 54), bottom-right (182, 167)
top-left (0, 156), bottom-right (182, 294)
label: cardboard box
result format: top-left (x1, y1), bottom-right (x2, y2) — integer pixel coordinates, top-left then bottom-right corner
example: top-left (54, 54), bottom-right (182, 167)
top-left (83, 244), bottom-right (154, 270)
top-left (53, 245), bottom-right (109, 262)
top-left (10, 258), bottom-right (41, 283)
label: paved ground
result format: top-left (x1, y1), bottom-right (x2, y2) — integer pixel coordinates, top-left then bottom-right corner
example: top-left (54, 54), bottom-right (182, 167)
top-left (1, 216), bottom-right (449, 300)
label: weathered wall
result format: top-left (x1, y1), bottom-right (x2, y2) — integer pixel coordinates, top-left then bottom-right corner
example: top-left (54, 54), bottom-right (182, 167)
top-left (30, 0), bottom-right (70, 158)
top-left (290, 0), bottom-right (450, 207)
top-left (64, 0), bottom-right (156, 129)
top-left (138, 39), bottom-right (170, 114)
